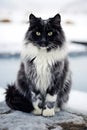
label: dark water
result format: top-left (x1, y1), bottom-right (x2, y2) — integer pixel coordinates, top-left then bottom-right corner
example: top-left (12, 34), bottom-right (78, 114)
top-left (0, 54), bottom-right (87, 92)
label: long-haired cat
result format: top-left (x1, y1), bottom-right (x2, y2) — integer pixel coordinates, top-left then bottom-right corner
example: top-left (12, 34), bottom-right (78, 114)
top-left (5, 14), bottom-right (72, 116)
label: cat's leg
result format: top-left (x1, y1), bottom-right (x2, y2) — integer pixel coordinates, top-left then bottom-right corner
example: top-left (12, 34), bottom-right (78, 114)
top-left (42, 94), bottom-right (57, 116)
top-left (42, 87), bottom-right (58, 117)
top-left (31, 92), bottom-right (43, 115)
top-left (57, 72), bottom-right (72, 109)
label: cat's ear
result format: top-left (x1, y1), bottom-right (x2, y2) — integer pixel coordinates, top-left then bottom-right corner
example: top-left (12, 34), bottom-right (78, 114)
top-left (52, 14), bottom-right (61, 25)
top-left (29, 14), bottom-right (37, 23)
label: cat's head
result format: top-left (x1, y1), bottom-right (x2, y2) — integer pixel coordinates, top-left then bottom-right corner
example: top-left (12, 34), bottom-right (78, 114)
top-left (25, 14), bottom-right (65, 51)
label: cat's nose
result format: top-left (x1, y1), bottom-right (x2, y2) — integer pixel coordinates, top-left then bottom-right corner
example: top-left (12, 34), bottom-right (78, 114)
top-left (41, 42), bottom-right (48, 47)
top-left (41, 38), bottom-right (46, 43)
top-left (41, 38), bottom-right (48, 47)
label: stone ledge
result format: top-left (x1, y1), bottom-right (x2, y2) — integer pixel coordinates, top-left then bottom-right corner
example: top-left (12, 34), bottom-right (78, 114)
top-left (0, 102), bottom-right (87, 130)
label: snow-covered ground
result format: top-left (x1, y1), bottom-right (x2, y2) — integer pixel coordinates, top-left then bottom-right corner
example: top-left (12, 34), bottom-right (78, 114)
top-left (66, 90), bottom-right (87, 114)
top-left (0, 23), bottom-right (27, 54)
top-left (0, 87), bottom-right (87, 114)
top-left (62, 14), bottom-right (87, 42)
top-left (0, 88), bottom-right (5, 102)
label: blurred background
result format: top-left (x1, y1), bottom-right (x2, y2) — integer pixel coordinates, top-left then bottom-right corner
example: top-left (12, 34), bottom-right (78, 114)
top-left (0, 0), bottom-right (87, 111)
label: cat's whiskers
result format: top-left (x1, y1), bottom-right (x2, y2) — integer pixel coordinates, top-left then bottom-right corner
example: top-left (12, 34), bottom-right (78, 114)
top-left (47, 42), bottom-right (58, 50)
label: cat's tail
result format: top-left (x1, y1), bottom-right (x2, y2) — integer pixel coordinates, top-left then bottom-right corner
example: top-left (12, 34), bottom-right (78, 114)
top-left (5, 84), bottom-right (34, 113)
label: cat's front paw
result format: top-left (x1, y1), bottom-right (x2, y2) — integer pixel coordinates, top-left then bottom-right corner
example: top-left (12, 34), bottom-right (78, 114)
top-left (42, 108), bottom-right (55, 117)
top-left (32, 100), bottom-right (42, 115)
top-left (32, 108), bottom-right (42, 115)
top-left (31, 92), bottom-right (43, 115)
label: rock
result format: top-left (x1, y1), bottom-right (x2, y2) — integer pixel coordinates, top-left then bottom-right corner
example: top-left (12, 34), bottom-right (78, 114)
top-left (0, 102), bottom-right (87, 130)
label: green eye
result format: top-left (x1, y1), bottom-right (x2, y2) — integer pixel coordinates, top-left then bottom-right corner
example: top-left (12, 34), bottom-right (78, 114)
top-left (48, 31), bottom-right (53, 36)
top-left (36, 31), bottom-right (41, 36)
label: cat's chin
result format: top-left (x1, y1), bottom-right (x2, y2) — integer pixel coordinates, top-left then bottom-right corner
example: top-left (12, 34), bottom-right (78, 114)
top-left (38, 47), bottom-right (58, 52)
top-left (39, 46), bottom-right (53, 52)
top-left (39, 45), bottom-right (58, 51)
top-left (40, 46), bottom-right (47, 50)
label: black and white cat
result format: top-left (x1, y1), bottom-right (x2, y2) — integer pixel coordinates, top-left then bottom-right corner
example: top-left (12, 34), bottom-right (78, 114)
top-left (5, 14), bottom-right (72, 116)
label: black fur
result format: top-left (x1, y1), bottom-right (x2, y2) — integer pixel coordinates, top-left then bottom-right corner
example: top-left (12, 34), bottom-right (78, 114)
top-left (5, 84), bottom-right (34, 112)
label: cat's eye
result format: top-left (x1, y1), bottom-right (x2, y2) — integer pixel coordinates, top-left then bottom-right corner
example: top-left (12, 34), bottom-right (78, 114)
top-left (48, 31), bottom-right (53, 36)
top-left (36, 31), bottom-right (41, 36)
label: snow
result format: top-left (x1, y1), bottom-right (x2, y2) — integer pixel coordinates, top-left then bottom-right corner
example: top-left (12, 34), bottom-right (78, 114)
top-left (62, 14), bottom-right (87, 42)
top-left (0, 88), bottom-right (5, 102)
top-left (62, 0), bottom-right (87, 14)
top-left (66, 90), bottom-right (87, 114)
top-left (67, 43), bottom-right (86, 53)
top-left (0, 0), bottom-right (76, 17)
top-left (0, 23), bottom-right (28, 54)
top-left (0, 0), bottom-right (87, 17)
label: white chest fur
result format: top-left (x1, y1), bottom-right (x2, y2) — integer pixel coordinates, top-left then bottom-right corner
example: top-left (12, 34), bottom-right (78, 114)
top-left (21, 43), bottom-right (67, 93)
top-left (33, 52), bottom-right (51, 93)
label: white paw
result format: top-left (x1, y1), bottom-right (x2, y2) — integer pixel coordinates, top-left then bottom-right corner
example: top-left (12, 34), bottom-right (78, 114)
top-left (32, 108), bottom-right (42, 115)
top-left (32, 98), bottom-right (42, 115)
top-left (42, 108), bottom-right (55, 117)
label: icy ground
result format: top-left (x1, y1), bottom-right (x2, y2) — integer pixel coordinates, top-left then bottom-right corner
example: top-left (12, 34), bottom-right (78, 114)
top-left (0, 101), bottom-right (87, 130)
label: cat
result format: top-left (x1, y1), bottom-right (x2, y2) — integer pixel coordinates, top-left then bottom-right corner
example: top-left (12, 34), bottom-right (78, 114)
top-left (5, 13), bottom-right (72, 117)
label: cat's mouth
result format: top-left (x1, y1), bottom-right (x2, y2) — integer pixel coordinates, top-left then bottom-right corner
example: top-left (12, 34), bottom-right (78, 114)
top-left (39, 42), bottom-right (58, 50)
top-left (33, 41), bottom-right (58, 51)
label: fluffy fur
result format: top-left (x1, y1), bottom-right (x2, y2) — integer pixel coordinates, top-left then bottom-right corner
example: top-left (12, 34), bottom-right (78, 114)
top-left (5, 14), bottom-right (72, 116)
